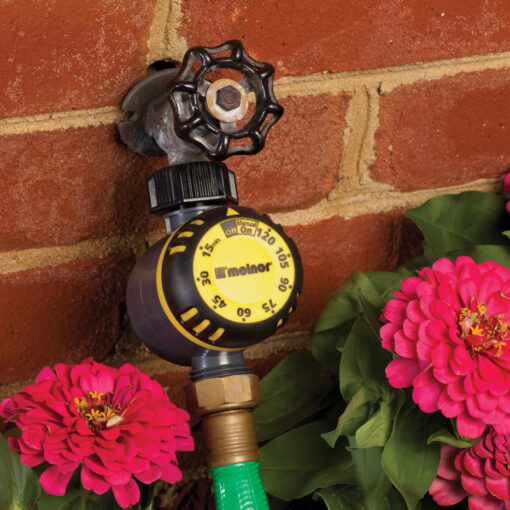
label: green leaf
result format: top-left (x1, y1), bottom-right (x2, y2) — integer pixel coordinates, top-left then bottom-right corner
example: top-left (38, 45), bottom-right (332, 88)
top-left (339, 317), bottom-right (392, 402)
top-left (313, 486), bottom-right (367, 510)
top-left (350, 444), bottom-right (392, 510)
top-left (254, 351), bottom-right (336, 442)
top-left (427, 428), bottom-right (479, 449)
top-left (312, 292), bottom-right (364, 335)
top-left (447, 244), bottom-right (510, 267)
top-left (322, 386), bottom-right (379, 448)
top-left (402, 255), bottom-right (434, 272)
top-left (365, 270), bottom-right (412, 304)
top-left (0, 433), bottom-right (41, 510)
top-left (309, 323), bottom-right (353, 370)
top-left (267, 494), bottom-right (288, 510)
top-left (381, 402), bottom-right (443, 510)
top-left (38, 489), bottom-right (83, 510)
top-left (386, 488), bottom-right (409, 510)
top-left (260, 421), bottom-right (355, 501)
top-left (503, 230), bottom-right (510, 241)
top-left (405, 191), bottom-right (508, 258)
top-left (311, 271), bottom-right (383, 335)
top-left (38, 488), bottom-right (121, 510)
top-left (310, 271), bottom-right (389, 369)
top-left (354, 401), bottom-right (393, 449)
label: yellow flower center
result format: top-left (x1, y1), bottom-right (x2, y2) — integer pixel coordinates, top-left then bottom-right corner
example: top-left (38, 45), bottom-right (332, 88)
top-left (72, 391), bottom-right (120, 431)
top-left (458, 299), bottom-right (509, 359)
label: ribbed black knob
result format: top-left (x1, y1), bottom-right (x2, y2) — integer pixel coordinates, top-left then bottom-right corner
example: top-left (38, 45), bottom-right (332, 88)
top-left (147, 162), bottom-right (238, 214)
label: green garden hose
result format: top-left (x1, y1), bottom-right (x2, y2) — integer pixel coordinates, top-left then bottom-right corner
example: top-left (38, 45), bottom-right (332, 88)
top-left (211, 461), bottom-right (269, 510)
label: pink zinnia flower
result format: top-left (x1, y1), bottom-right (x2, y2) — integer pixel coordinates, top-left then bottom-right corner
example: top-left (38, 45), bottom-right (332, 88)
top-left (0, 360), bottom-right (194, 508)
top-left (380, 257), bottom-right (510, 438)
top-left (430, 429), bottom-right (510, 510)
top-left (504, 173), bottom-right (510, 194)
top-left (504, 172), bottom-right (510, 214)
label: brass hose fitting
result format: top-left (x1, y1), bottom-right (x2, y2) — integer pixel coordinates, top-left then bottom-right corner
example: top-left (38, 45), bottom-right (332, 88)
top-left (185, 374), bottom-right (261, 467)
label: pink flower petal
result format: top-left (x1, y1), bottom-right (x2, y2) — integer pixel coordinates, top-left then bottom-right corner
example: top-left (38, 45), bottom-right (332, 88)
top-left (469, 494), bottom-right (507, 510)
top-left (437, 445), bottom-right (463, 481)
top-left (487, 292), bottom-right (510, 318)
top-left (504, 173), bottom-right (510, 193)
top-left (424, 318), bottom-right (450, 342)
top-left (430, 299), bottom-right (456, 324)
top-left (402, 318), bottom-right (418, 340)
top-left (479, 357), bottom-right (509, 387)
top-left (382, 298), bottom-right (408, 324)
top-left (406, 299), bottom-right (427, 323)
top-left (461, 471), bottom-right (488, 496)
top-left (80, 465), bottom-right (110, 495)
top-left (478, 273), bottom-right (503, 304)
top-left (453, 346), bottom-right (476, 371)
top-left (467, 396), bottom-right (488, 420)
top-left (438, 388), bottom-right (464, 418)
top-left (432, 257), bottom-right (456, 274)
top-left (448, 378), bottom-right (469, 401)
top-left (476, 392), bottom-right (499, 412)
top-left (112, 477), bottom-right (140, 509)
top-left (485, 460), bottom-right (502, 478)
top-left (458, 279), bottom-right (478, 307)
top-left (463, 450), bottom-right (485, 478)
top-left (456, 412), bottom-right (486, 439)
top-left (96, 370), bottom-right (115, 394)
top-left (159, 462), bottom-right (183, 484)
top-left (135, 464), bottom-right (161, 484)
top-left (40, 466), bottom-right (73, 496)
top-left (471, 371), bottom-right (492, 393)
top-left (385, 358), bottom-right (421, 388)
top-left (413, 374), bottom-right (442, 413)
top-left (486, 476), bottom-right (510, 500)
top-left (35, 366), bottom-right (57, 383)
top-left (400, 276), bottom-right (420, 297)
top-left (493, 419), bottom-right (510, 436)
top-left (433, 366), bottom-right (458, 384)
top-left (431, 342), bottom-right (452, 368)
top-left (429, 476), bottom-right (467, 506)
top-left (393, 331), bottom-right (417, 358)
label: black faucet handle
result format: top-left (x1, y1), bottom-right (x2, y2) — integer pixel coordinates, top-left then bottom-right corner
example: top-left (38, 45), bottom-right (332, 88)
top-left (167, 40), bottom-right (283, 161)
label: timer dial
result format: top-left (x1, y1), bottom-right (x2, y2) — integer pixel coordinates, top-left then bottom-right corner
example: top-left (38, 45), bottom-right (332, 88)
top-left (158, 205), bottom-right (303, 350)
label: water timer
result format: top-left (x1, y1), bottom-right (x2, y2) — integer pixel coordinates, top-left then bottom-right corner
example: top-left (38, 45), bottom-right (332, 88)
top-left (127, 162), bottom-right (303, 364)
top-left (128, 200), bottom-right (302, 364)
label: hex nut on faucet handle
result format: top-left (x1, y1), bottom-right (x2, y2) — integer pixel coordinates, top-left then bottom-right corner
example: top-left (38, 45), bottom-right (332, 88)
top-left (185, 374), bottom-right (261, 417)
top-left (216, 85), bottom-right (242, 111)
top-left (205, 78), bottom-right (249, 124)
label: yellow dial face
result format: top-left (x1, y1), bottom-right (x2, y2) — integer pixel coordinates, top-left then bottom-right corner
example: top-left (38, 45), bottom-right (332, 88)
top-left (192, 213), bottom-right (296, 324)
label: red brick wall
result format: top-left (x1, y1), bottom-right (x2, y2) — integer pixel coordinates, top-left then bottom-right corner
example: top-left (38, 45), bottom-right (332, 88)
top-left (1, 0), bottom-right (510, 505)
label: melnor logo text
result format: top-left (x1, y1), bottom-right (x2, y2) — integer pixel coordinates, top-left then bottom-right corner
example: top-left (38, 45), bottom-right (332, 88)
top-left (214, 262), bottom-right (272, 279)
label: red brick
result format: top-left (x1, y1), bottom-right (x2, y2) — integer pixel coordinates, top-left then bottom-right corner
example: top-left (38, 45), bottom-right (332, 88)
top-left (283, 211), bottom-right (422, 332)
top-left (0, 0), bottom-right (157, 118)
top-left (246, 352), bottom-right (290, 378)
top-left (234, 94), bottom-right (349, 212)
top-left (153, 371), bottom-right (190, 411)
top-left (372, 69), bottom-right (510, 191)
top-left (180, 0), bottom-right (510, 76)
top-left (0, 253), bottom-right (134, 383)
top-left (0, 125), bottom-right (166, 251)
